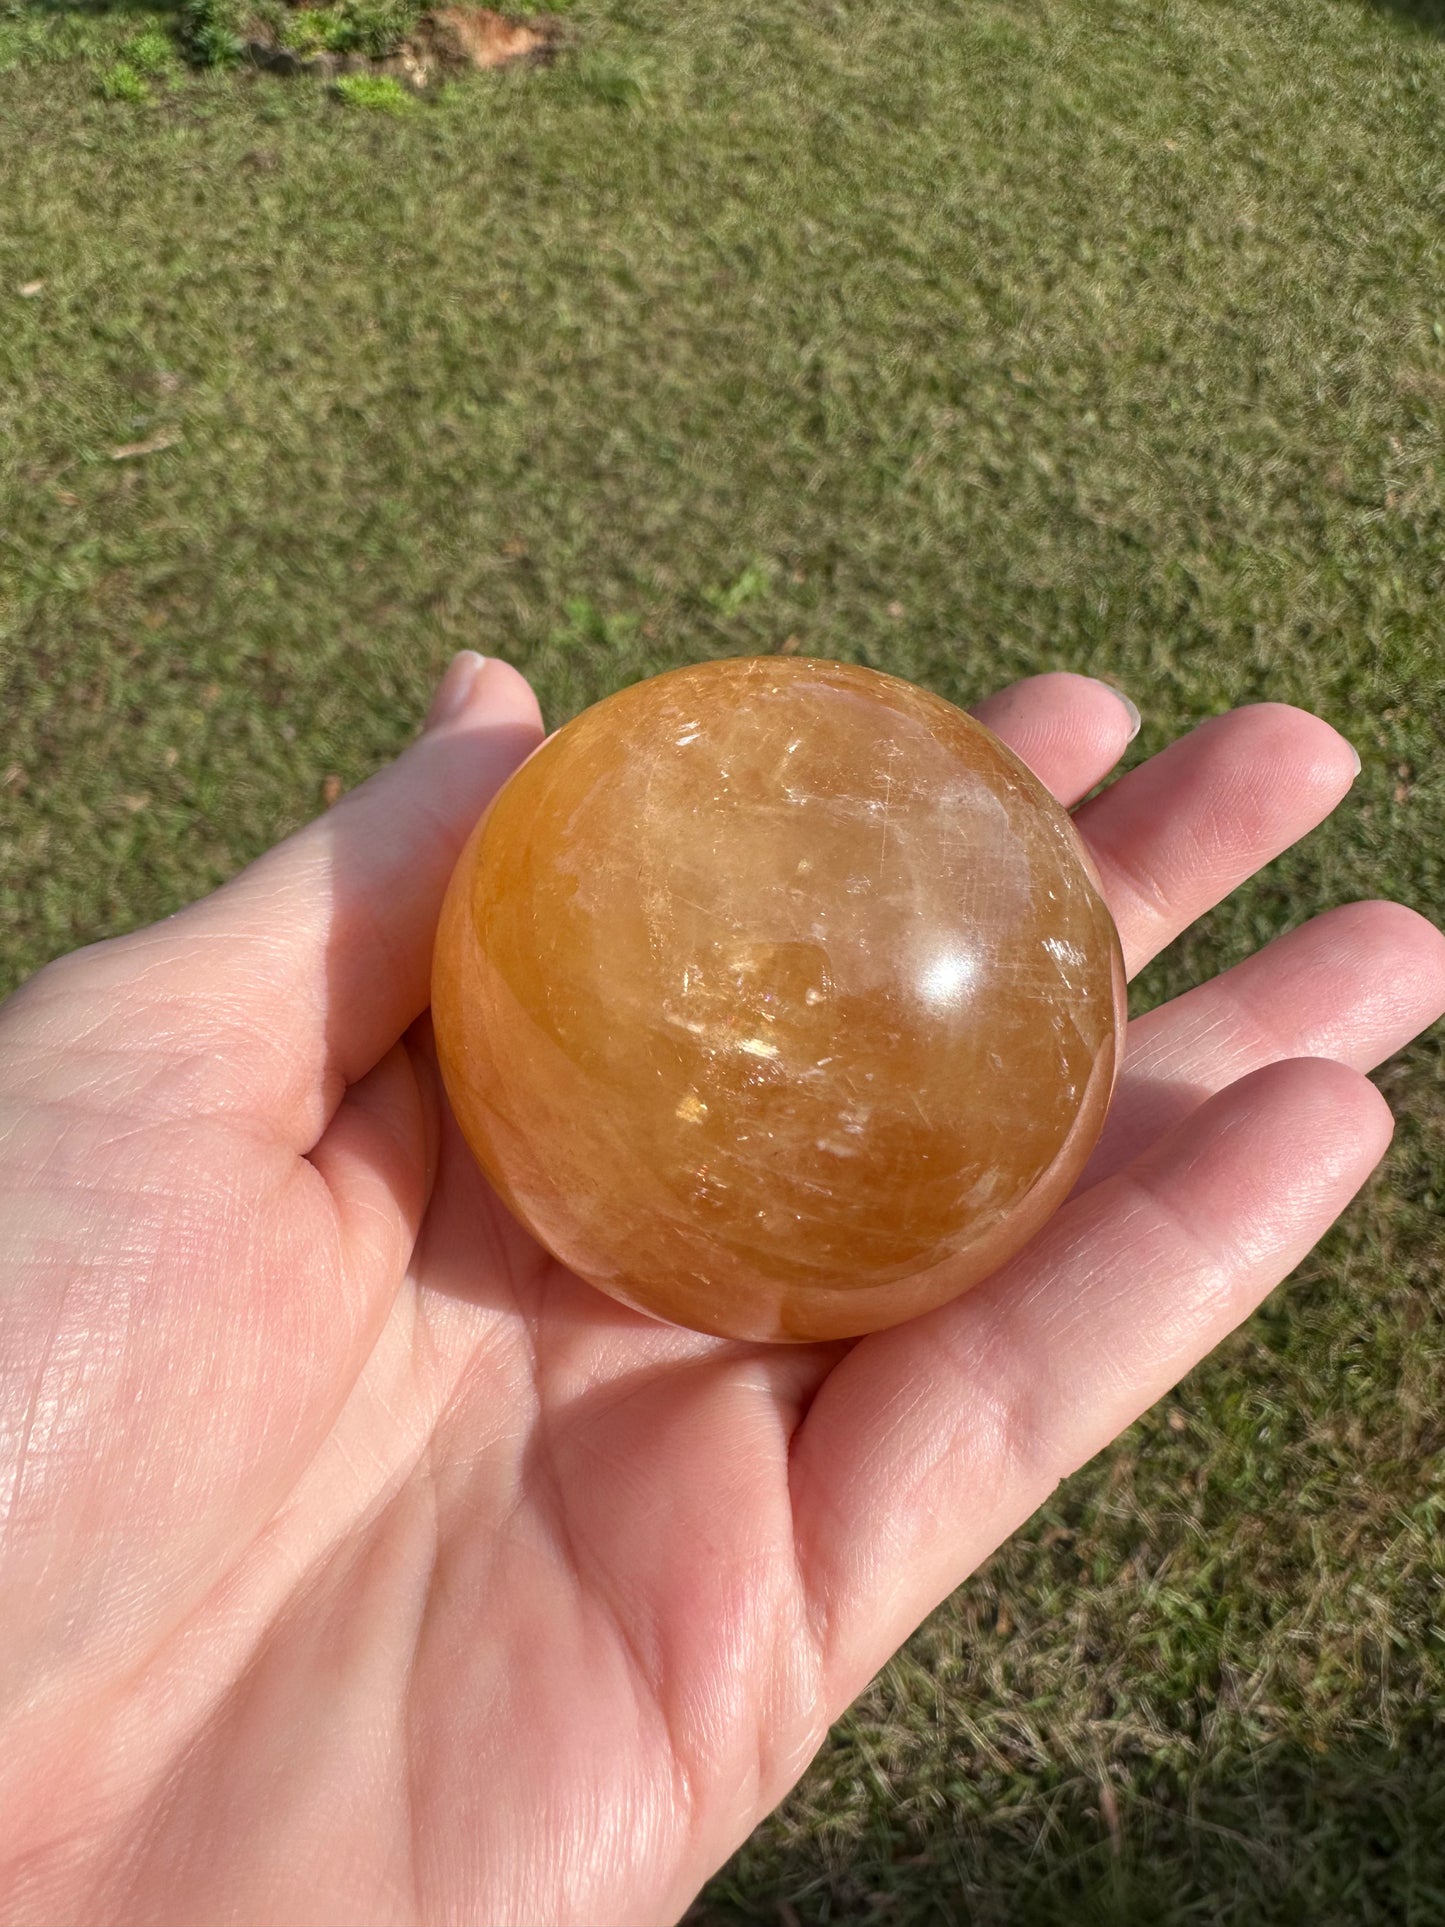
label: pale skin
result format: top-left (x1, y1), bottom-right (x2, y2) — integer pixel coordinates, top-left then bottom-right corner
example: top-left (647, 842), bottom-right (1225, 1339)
top-left (2, 656), bottom-right (1443, 1927)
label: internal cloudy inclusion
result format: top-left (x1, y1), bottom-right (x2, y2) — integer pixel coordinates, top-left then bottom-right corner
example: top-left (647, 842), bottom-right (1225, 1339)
top-left (436, 656), bottom-right (1121, 1340)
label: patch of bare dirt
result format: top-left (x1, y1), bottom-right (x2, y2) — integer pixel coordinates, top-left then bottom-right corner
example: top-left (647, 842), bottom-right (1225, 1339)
top-left (244, 7), bottom-right (566, 87)
top-left (411, 7), bottom-right (561, 69)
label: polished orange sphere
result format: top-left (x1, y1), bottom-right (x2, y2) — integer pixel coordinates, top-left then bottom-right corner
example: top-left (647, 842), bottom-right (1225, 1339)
top-left (432, 657), bottom-right (1124, 1341)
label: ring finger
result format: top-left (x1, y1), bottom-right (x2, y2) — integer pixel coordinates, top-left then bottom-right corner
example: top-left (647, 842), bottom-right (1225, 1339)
top-left (1079, 897), bottom-right (1445, 1190)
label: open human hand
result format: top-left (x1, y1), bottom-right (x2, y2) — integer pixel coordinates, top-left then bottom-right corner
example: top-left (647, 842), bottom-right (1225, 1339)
top-left (2, 655), bottom-right (1442, 1927)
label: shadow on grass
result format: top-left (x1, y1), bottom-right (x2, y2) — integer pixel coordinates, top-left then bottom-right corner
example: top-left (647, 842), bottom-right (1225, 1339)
top-left (18, 0), bottom-right (184, 14)
top-left (1363, 0), bottom-right (1445, 30)
top-left (694, 1727), bottom-right (1445, 1927)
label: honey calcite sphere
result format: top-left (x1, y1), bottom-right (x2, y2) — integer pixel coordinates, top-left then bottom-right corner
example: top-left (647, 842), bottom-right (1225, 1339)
top-left (432, 657), bottom-right (1125, 1342)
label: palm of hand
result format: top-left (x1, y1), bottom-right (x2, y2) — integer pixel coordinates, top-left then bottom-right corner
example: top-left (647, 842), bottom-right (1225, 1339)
top-left (2, 658), bottom-right (1441, 1927)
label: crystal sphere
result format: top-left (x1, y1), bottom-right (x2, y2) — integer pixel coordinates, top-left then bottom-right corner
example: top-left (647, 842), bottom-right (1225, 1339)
top-left (432, 657), bottom-right (1124, 1342)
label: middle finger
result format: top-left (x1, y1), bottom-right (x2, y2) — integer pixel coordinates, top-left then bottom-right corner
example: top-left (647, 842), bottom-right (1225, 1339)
top-left (1074, 702), bottom-right (1359, 979)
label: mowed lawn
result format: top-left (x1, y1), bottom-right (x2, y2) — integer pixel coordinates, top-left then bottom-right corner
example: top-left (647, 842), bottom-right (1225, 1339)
top-left (2, 0), bottom-right (1443, 1917)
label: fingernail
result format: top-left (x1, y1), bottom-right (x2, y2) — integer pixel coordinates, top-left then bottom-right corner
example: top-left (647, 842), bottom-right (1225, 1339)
top-left (426, 651), bottom-right (488, 730)
top-left (1348, 743), bottom-right (1361, 778)
top-left (1086, 678), bottom-right (1142, 742)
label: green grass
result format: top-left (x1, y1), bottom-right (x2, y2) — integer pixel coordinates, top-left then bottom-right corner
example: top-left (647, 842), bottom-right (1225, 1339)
top-left (178, 0), bottom-right (242, 68)
top-left (332, 70), bottom-right (415, 109)
top-left (2, 0), bottom-right (1443, 1918)
top-left (284, 0), bottom-right (424, 59)
top-left (122, 24), bottom-right (178, 73)
top-left (96, 51), bottom-right (148, 95)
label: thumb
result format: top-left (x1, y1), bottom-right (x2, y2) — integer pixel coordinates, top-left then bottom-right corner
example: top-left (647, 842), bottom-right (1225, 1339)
top-left (66, 653), bottom-right (545, 1151)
